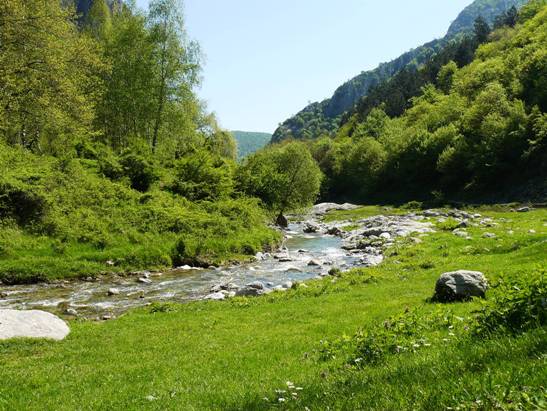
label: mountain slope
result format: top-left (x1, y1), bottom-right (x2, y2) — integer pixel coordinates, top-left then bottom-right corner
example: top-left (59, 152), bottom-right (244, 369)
top-left (232, 131), bottom-right (272, 159)
top-left (311, 1), bottom-right (547, 203)
top-left (271, 0), bottom-right (528, 143)
top-left (447, 0), bottom-right (528, 35)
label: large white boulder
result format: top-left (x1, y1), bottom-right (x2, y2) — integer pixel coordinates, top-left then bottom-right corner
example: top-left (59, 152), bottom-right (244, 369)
top-left (0, 309), bottom-right (70, 341)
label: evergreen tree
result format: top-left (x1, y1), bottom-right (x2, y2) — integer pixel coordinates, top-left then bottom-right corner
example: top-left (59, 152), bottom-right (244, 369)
top-left (474, 16), bottom-right (491, 43)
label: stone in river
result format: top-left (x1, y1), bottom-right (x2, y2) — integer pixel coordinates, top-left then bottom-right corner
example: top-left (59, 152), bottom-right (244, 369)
top-left (303, 221), bottom-right (321, 233)
top-left (204, 292), bottom-right (225, 301)
top-left (107, 288), bottom-right (120, 296)
top-left (379, 232), bottom-right (392, 241)
top-left (65, 308), bottom-right (78, 316)
top-left (282, 281), bottom-right (293, 289)
top-left (246, 281), bottom-right (265, 290)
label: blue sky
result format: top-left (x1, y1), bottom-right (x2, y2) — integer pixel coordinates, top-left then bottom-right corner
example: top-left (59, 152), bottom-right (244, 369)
top-left (136, 0), bottom-right (474, 133)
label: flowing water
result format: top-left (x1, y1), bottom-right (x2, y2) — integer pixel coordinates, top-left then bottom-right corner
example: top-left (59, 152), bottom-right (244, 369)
top-left (0, 223), bottom-right (365, 319)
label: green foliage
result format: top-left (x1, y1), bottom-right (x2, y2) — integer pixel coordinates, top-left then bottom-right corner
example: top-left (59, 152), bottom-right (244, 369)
top-left (272, 0), bottom-right (527, 144)
top-left (0, 0), bottom-right (267, 283)
top-left (170, 150), bottom-right (234, 201)
top-left (317, 4), bottom-right (547, 203)
top-left (0, 141), bottom-right (279, 283)
top-left (237, 142), bottom-right (323, 215)
top-left (0, 0), bottom-right (106, 154)
top-left (119, 152), bottom-right (159, 192)
top-left (475, 270), bottom-right (546, 335)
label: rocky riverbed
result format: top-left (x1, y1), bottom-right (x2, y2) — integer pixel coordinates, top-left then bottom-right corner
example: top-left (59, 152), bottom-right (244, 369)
top-left (0, 204), bottom-right (436, 320)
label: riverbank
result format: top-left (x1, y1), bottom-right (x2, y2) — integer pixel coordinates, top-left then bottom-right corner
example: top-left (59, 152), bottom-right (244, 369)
top-left (0, 205), bottom-right (545, 409)
top-left (0, 204), bottom-right (434, 319)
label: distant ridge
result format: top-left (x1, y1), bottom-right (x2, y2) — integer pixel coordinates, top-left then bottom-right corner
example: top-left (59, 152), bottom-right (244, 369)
top-left (231, 131), bottom-right (272, 159)
top-left (271, 0), bottom-right (529, 144)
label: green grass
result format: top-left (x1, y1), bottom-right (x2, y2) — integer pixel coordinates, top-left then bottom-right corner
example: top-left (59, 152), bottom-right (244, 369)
top-left (0, 208), bottom-right (545, 410)
top-left (323, 205), bottom-right (407, 223)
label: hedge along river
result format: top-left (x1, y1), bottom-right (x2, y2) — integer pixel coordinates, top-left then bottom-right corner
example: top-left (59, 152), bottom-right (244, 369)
top-left (0, 204), bottom-right (436, 319)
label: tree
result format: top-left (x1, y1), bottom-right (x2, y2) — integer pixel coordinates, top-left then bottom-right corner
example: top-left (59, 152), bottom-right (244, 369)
top-left (0, 0), bottom-right (105, 154)
top-left (474, 16), bottom-right (491, 44)
top-left (237, 143), bottom-right (323, 223)
top-left (96, 5), bottom-right (156, 149)
top-left (84, 0), bottom-right (112, 42)
top-left (148, 0), bottom-right (200, 153)
top-left (437, 61), bottom-right (458, 93)
top-left (494, 6), bottom-right (518, 29)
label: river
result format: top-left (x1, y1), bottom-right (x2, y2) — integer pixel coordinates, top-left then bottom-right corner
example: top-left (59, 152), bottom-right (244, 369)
top-left (0, 222), bottom-right (366, 319)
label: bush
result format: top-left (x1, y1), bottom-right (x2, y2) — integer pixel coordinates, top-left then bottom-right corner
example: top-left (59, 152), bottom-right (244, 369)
top-left (171, 237), bottom-right (189, 266)
top-left (170, 150), bottom-right (234, 201)
top-left (119, 152), bottom-right (159, 192)
top-left (401, 201), bottom-right (423, 210)
top-left (474, 270), bottom-right (546, 335)
top-left (0, 181), bottom-right (48, 227)
top-left (98, 155), bottom-right (124, 180)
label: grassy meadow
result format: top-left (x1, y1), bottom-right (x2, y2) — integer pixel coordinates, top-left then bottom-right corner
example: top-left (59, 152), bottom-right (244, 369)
top-left (0, 206), bottom-right (545, 410)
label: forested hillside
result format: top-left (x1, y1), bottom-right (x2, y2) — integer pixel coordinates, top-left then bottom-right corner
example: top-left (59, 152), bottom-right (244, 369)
top-left (231, 131), bottom-right (271, 159)
top-left (0, 0), bottom-right (320, 284)
top-left (309, 0), bottom-right (546, 203)
top-left (271, 0), bottom-right (528, 143)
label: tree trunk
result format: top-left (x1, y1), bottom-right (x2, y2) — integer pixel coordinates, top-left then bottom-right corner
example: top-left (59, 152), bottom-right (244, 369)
top-left (276, 212), bottom-right (288, 228)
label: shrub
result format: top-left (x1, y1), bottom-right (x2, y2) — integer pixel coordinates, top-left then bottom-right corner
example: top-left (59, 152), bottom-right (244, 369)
top-left (0, 181), bottom-right (48, 227)
top-left (98, 155), bottom-right (124, 180)
top-left (474, 270), bottom-right (546, 336)
top-left (401, 201), bottom-right (423, 210)
top-left (171, 150), bottom-right (234, 201)
top-left (171, 237), bottom-right (189, 266)
top-left (119, 152), bottom-right (159, 192)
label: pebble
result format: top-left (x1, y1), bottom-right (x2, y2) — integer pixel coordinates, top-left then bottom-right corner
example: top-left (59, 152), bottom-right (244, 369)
top-left (379, 232), bottom-right (392, 240)
top-left (138, 277), bottom-right (152, 284)
top-left (204, 292), bottom-right (225, 301)
top-left (107, 288), bottom-right (120, 296)
top-left (282, 281), bottom-right (293, 289)
top-left (246, 281), bottom-right (265, 290)
top-left (65, 308), bottom-right (78, 316)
